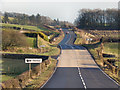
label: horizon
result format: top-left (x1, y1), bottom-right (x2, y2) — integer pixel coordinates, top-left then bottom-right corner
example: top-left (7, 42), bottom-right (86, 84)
top-left (0, 1), bottom-right (118, 23)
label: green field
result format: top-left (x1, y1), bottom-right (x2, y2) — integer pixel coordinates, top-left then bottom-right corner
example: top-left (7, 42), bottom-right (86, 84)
top-left (1, 23), bottom-right (47, 32)
top-left (103, 43), bottom-right (119, 57)
top-left (1, 58), bottom-right (39, 82)
top-left (1, 16), bottom-right (14, 21)
top-left (27, 37), bottom-right (37, 48)
top-left (74, 32), bottom-right (84, 45)
top-left (103, 42), bottom-right (120, 67)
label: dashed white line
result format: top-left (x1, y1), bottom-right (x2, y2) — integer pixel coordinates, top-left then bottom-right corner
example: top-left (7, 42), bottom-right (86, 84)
top-left (78, 67), bottom-right (87, 89)
top-left (69, 45), bottom-right (87, 90)
top-left (65, 32), bottom-right (71, 45)
top-left (78, 45), bottom-right (120, 87)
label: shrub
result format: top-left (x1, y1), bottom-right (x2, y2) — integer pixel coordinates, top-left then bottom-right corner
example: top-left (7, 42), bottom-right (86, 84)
top-left (2, 30), bottom-right (29, 50)
top-left (2, 79), bottom-right (21, 89)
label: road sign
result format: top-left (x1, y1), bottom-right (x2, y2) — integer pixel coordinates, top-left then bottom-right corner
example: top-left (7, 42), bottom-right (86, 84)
top-left (48, 36), bottom-right (50, 39)
top-left (25, 58), bottom-right (42, 78)
top-left (90, 38), bottom-right (93, 41)
top-left (25, 58), bottom-right (42, 63)
top-left (86, 38), bottom-right (90, 41)
top-left (40, 45), bottom-right (45, 48)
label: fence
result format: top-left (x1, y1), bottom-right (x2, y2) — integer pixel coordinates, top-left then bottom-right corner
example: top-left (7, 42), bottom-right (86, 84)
top-left (1, 57), bottom-right (51, 89)
top-left (98, 43), bottom-right (120, 78)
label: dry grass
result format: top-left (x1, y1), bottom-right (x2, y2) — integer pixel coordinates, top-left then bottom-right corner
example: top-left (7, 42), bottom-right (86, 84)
top-left (25, 59), bottom-right (57, 88)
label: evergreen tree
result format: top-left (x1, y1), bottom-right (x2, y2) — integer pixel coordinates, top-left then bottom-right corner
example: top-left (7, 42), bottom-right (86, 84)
top-left (3, 12), bottom-right (9, 23)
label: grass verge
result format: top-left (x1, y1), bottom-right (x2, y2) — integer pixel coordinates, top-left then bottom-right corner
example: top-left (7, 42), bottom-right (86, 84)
top-left (74, 32), bottom-right (83, 45)
top-left (24, 58), bottom-right (57, 88)
top-left (82, 42), bottom-right (120, 85)
top-left (1, 58), bottom-right (39, 82)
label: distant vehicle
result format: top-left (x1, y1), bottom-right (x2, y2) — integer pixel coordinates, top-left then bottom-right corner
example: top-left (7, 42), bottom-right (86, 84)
top-left (59, 28), bottom-right (62, 31)
top-left (66, 31), bottom-right (69, 34)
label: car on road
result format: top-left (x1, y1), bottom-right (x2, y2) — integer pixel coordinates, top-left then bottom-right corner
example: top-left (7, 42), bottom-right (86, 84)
top-left (66, 31), bottom-right (69, 34)
top-left (59, 28), bottom-right (62, 31)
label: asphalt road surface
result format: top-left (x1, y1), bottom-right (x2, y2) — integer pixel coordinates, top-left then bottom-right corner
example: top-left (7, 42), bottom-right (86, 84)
top-left (42, 29), bottom-right (119, 90)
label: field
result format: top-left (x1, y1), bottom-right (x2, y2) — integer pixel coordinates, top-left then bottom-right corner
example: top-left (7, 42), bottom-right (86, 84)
top-left (1, 58), bottom-right (39, 82)
top-left (1, 16), bottom-right (14, 21)
top-left (27, 37), bottom-right (36, 48)
top-left (103, 43), bottom-right (119, 57)
top-left (1, 23), bottom-right (48, 32)
top-left (1, 22), bottom-right (62, 83)
top-left (87, 30), bottom-right (120, 38)
top-left (103, 42), bottom-right (120, 67)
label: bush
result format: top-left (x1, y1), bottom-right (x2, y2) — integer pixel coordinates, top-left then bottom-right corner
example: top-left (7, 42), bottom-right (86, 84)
top-left (2, 79), bottom-right (21, 89)
top-left (2, 30), bottom-right (29, 50)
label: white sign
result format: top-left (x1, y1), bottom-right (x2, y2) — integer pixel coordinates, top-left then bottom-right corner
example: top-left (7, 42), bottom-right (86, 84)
top-left (90, 38), bottom-right (93, 41)
top-left (40, 45), bottom-right (45, 47)
top-left (86, 38), bottom-right (90, 41)
top-left (25, 58), bottom-right (42, 63)
top-left (48, 36), bottom-right (50, 39)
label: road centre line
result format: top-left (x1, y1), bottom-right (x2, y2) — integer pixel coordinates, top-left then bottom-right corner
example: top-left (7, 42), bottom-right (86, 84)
top-left (77, 67), bottom-right (87, 89)
top-left (65, 30), bottom-right (87, 89)
top-left (77, 45), bottom-right (120, 88)
top-left (65, 32), bottom-right (71, 45)
top-left (69, 45), bottom-right (87, 89)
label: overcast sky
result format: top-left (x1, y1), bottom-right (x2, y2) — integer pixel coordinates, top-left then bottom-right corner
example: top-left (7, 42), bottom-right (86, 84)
top-left (0, 0), bottom-right (119, 23)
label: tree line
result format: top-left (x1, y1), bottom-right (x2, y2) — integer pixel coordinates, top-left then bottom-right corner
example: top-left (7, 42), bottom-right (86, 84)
top-left (74, 9), bottom-right (120, 30)
top-left (1, 12), bottom-right (73, 28)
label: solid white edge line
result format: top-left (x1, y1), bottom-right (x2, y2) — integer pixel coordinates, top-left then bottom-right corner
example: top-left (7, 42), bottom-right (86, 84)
top-left (41, 30), bottom-right (69, 89)
top-left (41, 30), bottom-right (87, 89)
top-left (40, 45), bottom-right (62, 89)
top-left (81, 46), bottom-right (120, 87)
top-left (40, 59), bottom-right (59, 89)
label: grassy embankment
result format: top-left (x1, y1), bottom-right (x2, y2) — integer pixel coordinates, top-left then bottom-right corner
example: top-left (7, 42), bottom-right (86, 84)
top-left (103, 43), bottom-right (120, 84)
top-left (74, 32), bottom-right (84, 45)
top-left (1, 23), bottom-right (62, 83)
top-left (25, 58), bottom-right (57, 88)
top-left (1, 58), bottom-right (39, 82)
top-left (1, 23), bottom-right (60, 56)
top-left (1, 58), bottom-right (57, 89)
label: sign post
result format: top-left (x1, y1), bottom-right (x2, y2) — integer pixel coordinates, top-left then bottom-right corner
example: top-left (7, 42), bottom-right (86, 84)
top-left (29, 63), bottom-right (31, 78)
top-left (40, 45), bottom-right (45, 53)
top-left (25, 58), bottom-right (42, 78)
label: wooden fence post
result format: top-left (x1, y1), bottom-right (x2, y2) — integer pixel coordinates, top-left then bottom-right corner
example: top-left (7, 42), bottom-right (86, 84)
top-left (100, 43), bottom-right (104, 67)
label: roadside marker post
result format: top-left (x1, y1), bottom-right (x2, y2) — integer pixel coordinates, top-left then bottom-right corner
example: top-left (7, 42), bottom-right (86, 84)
top-left (29, 63), bottom-right (31, 78)
top-left (40, 45), bottom-right (45, 53)
top-left (25, 58), bottom-right (42, 78)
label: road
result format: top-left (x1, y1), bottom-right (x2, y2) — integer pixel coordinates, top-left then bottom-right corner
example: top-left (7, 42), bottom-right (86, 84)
top-left (42, 29), bottom-right (119, 90)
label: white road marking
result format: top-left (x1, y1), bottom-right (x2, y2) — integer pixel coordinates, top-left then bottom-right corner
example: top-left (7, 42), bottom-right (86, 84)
top-left (79, 45), bottom-right (120, 87)
top-left (69, 45), bottom-right (87, 90)
top-left (41, 30), bottom-right (87, 89)
top-left (40, 59), bottom-right (59, 89)
top-left (95, 61), bottom-right (120, 87)
top-left (65, 32), bottom-right (71, 45)
top-left (78, 67), bottom-right (87, 89)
